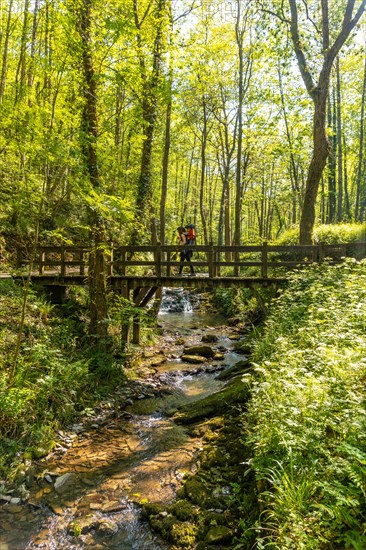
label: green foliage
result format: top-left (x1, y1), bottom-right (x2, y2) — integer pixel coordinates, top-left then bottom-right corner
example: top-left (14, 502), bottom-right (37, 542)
top-left (276, 223), bottom-right (366, 245)
top-left (212, 288), bottom-right (252, 318)
top-left (242, 261), bottom-right (366, 548)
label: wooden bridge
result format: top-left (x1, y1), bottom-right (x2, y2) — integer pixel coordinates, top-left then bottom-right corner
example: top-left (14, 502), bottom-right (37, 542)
top-left (7, 241), bottom-right (365, 343)
top-left (9, 240), bottom-right (366, 290)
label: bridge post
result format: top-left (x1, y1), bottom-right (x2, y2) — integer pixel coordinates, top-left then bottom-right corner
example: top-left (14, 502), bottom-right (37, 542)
top-left (234, 249), bottom-right (239, 277)
top-left (208, 242), bottom-right (215, 278)
top-left (80, 249), bottom-right (85, 276)
top-left (132, 287), bottom-right (141, 344)
top-left (121, 247), bottom-right (127, 276)
top-left (108, 242), bottom-right (114, 277)
top-left (155, 242), bottom-right (162, 278)
top-left (167, 251), bottom-right (171, 277)
top-left (319, 242), bottom-right (325, 264)
top-left (16, 245), bottom-right (23, 269)
top-left (39, 249), bottom-right (45, 275)
top-left (261, 241), bottom-right (268, 278)
top-left (60, 245), bottom-right (66, 276)
top-left (121, 282), bottom-right (130, 345)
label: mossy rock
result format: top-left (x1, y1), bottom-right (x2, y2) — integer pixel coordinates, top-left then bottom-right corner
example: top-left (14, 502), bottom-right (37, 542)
top-left (183, 345), bottom-right (215, 358)
top-left (181, 354), bottom-right (207, 364)
top-left (141, 502), bottom-right (166, 519)
top-left (149, 514), bottom-right (178, 538)
top-left (216, 359), bottom-right (251, 381)
top-left (171, 499), bottom-right (198, 521)
top-left (204, 511), bottom-right (227, 526)
top-left (233, 341), bottom-right (252, 355)
top-left (171, 521), bottom-right (199, 547)
top-left (172, 377), bottom-right (250, 424)
top-left (184, 478), bottom-right (209, 505)
top-left (205, 525), bottom-right (232, 544)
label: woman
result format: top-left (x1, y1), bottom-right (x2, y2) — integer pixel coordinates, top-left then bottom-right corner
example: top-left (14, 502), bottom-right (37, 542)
top-left (177, 226), bottom-right (195, 275)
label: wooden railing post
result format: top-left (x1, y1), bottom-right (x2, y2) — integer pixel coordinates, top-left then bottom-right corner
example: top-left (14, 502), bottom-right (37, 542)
top-left (60, 245), bottom-right (66, 276)
top-left (121, 247), bottom-right (126, 276)
top-left (80, 249), bottom-right (85, 276)
top-left (319, 241), bottom-right (325, 264)
top-left (155, 242), bottom-right (162, 278)
top-left (121, 282), bottom-right (130, 345)
top-left (208, 242), bottom-right (214, 278)
top-left (234, 250), bottom-right (239, 277)
top-left (108, 242), bottom-right (114, 277)
top-left (39, 249), bottom-right (45, 275)
top-left (261, 241), bottom-right (268, 278)
top-left (16, 245), bottom-right (23, 269)
top-left (167, 251), bottom-right (171, 277)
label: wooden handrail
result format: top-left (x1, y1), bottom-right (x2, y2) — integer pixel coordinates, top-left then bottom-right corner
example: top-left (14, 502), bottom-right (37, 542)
top-left (10, 241), bottom-right (366, 280)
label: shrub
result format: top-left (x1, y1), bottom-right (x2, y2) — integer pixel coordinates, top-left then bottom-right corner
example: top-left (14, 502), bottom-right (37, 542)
top-left (242, 260), bottom-right (366, 548)
top-left (275, 223), bottom-right (366, 245)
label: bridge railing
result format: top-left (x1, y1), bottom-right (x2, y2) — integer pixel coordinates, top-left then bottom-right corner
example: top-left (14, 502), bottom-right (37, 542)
top-left (110, 241), bottom-right (366, 278)
top-left (14, 241), bottom-right (366, 278)
top-left (30, 245), bottom-right (90, 276)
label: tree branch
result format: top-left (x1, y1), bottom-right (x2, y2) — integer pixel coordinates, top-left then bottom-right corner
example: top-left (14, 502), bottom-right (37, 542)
top-left (288, 0), bottom-right (316, 97)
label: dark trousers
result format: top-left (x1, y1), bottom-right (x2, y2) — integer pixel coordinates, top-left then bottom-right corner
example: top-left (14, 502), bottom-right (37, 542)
top-left (179, 250), bottom-right (194, 273)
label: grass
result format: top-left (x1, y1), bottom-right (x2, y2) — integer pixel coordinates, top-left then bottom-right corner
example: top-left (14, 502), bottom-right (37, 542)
top-left (240, 260), bottom-right (366, 549)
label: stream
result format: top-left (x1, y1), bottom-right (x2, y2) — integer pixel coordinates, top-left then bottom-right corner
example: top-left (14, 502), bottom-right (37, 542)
top-left (0, 290), bottom-right (244, 549)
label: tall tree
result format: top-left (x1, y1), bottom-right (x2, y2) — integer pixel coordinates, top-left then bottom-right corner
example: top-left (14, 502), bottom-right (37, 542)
top-left (286, 0), bottom-right (366, 243)
top-left (77, 0), bottom-right (108, 339)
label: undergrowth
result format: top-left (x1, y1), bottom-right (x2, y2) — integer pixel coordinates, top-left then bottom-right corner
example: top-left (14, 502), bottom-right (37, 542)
top-left (0, 281), bottom-right (126, 479)
top-left (276, 222), bottom-right (366, 245)
top-left (241, 260), bottom-right (366, 549)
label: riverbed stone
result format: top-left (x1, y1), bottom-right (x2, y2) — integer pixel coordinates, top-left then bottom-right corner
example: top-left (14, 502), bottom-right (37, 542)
top-left (201, 334), bottom-right (218, 343)
top-left (233, 341), bottom-right (252, 354)
top-left (54, 472), bottom-right (78, 493)
top-left (183, 345), bottom-right (215, 358)
top-left (181, 355), bottom-right (207, 364)
top-left (68, 514), bottom-right (99, 535)
top-left (96, 518), bottom-right (119, 536)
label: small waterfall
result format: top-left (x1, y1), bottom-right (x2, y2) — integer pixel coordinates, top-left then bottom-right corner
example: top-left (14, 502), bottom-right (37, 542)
top-left (159, 288), bottom-right (198, 313)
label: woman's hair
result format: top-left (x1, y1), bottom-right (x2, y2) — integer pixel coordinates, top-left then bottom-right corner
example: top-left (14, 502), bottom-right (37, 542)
top-left (177, 226), bottom-right (185, 232)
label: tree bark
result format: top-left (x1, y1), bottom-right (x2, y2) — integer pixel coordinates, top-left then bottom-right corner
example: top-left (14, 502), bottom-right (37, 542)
top-left (355, 50), bottom-right (366, 220)
top-left (0, 0), bottom-right (14, 102)
top-left (78, 0), bottom-right (108, 340)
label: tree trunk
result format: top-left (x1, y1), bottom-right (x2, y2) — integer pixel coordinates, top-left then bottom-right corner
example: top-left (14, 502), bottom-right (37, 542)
top-left (327, 89), bottom-right (336, 223)
top-left (355, 51), bottom-right (366, 220)
top-left (0, 0), bottom-right (14, 102)
top-left (15, 0), bottom-right (30, 102)
top-left (199, 97), bottom-right (209, 246)
top-left (299, 91), bottom-right (330, 244)
top-left (132, 0), bottom-right (166, 243)
top-left (336, 56), bottom-right (343, 222)
top-left (78, 0), bottom-right (108, 340)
